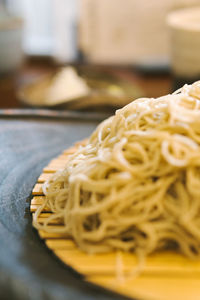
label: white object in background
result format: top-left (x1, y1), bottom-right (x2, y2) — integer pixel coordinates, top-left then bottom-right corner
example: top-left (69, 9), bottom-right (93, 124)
top-left (47, 67), bottom-right (89, 105)
top-left (0, 2), bottom-right (23, 73)
top-left (52, 0), bottom-right (79, 62)
top-left (6, 0), bottom-right (54, 56)
top-left (7, 0), bottom-right (79, 61)
top-left (20, 0), bottom-right (54, 55)
top-left (167, 6), bottom-right (200, 78)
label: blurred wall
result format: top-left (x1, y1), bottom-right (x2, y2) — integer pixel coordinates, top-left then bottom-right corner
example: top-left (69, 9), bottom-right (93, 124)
top-left (79, 0), bottom-right (200, 65)
top-left (6, 0), bottom-right (200, 65)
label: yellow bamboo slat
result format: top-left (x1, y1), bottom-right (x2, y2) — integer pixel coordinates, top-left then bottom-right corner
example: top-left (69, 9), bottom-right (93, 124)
top-left (45, 239), bottom-right (76, 250)
top-left (50, 158), bottom-right (69, 164)
top-left (31, 196), bottom-right (46, 205)
top-left (30, 141), bottom-right (200, 300)
top-left (30, 204), bottom-right (50, 213)
top-left (33, 213), bottom-right (52, 218)
top-left (54, 249), bottom-right (137, 275)
top-left (54, 249), bottom-right (200, 276)
top-left (38, 230), bottom-right (71, 239)
top-left (43, 165), bottom-right (62, 173)
top-left (88, 275), bottom-right (200, 300)
top-left (32, 183), bottom-right (44, 195)
top-left (37, 173), bottom-right (53, 183)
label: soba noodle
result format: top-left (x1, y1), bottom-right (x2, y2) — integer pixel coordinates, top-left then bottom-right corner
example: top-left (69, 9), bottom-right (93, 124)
top-left (33, 81), bottom-right (200, 259)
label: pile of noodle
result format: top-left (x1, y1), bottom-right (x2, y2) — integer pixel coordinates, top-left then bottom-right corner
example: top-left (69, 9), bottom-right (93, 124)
top-left (33, 81), bottom-right (200, 259)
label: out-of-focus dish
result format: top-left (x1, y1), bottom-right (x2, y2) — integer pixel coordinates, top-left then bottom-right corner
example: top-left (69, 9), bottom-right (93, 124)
top-left (17, 66), bottom-right (143, 111)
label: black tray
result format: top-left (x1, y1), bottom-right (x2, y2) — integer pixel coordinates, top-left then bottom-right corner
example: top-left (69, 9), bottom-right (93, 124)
top-left (0, 113), bottom-right (130, 300)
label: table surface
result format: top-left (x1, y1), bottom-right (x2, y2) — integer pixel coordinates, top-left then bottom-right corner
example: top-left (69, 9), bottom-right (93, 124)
top-left (0, 57), bottom-right (172, 109)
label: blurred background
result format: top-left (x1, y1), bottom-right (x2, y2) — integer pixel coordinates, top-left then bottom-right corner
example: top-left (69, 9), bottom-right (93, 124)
top-left (1, 0), bottom-right (200, 112)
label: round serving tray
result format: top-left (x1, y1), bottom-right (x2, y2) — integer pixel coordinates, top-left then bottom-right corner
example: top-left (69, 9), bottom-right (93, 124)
top-left (2, 113), bottom-right (200, 300)
top-left (31, 127), bottom-right (200, 300)
top-left (0, 115), bottom-right (125, 300)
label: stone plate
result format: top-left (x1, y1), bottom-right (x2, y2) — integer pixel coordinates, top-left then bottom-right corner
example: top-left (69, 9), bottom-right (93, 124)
top-left (0, 115), bottom-right (127, 300)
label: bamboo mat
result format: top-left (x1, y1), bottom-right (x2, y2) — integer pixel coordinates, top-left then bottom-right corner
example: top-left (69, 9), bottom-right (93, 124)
top-left (31, 141), bottom-right (200, 300)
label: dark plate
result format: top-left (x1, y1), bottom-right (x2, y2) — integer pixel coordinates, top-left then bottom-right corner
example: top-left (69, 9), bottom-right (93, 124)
top-left (0, 114), bottom-right (131, 300)
top-left (17, 65), bottom-right (143, 111)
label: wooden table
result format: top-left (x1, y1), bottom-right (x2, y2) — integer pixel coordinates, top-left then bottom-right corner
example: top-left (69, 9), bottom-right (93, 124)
top-left (0, 57), bottom-right (172, 109)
